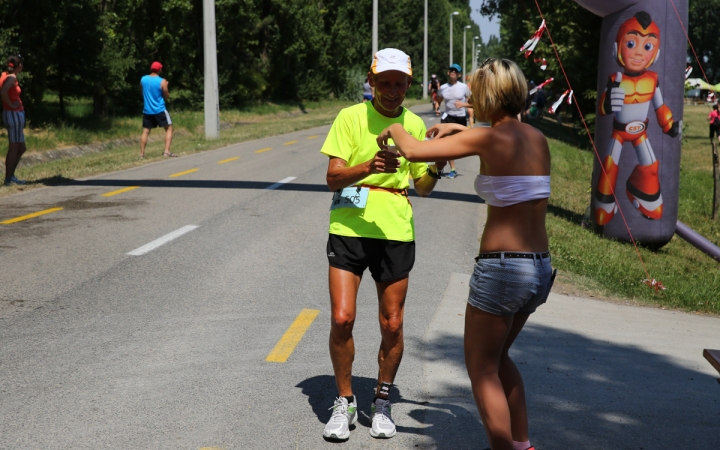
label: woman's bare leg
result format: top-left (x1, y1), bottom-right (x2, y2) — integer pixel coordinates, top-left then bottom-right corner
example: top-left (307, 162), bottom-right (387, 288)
top-left (465, 305), bottom-right (533, 449)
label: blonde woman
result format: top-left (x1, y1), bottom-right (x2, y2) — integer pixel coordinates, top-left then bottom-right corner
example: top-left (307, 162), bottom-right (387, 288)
top-left (377, 58), bottom-right (555, 450)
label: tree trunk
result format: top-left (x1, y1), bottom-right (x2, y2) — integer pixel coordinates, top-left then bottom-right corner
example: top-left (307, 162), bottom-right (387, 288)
top-left (58, 84), bottom-right (66, 122)
top-left (93, 88), bottom-right (108, 118)
top-left (713, 142), bottom-right (719, 220)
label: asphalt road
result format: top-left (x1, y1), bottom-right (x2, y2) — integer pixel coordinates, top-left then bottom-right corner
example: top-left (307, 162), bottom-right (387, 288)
top-left (0, 105), bottom-right (484, 449)
top-left (2, 104), bottom-right (719, 449)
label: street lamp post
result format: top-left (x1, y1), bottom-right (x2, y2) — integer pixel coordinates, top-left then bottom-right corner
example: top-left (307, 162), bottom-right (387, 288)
top-left (423, 0), bottom-right (428, 99)
top-left (449, 11), bottom-right (459, 67)
top-left (463, 25), bottom-right (471, 82)
top-left (372, 0), bottom-right (378, 57)
top-left (202, 0), bottom-right (219, 139)
top-left (472, 36), bottom-right (480, 72)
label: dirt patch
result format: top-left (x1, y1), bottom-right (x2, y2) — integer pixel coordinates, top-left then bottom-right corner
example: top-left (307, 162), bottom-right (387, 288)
top-left (0, 297), bottom-right (48, 319)
top-left (0, 194), bottom-right (146, 240)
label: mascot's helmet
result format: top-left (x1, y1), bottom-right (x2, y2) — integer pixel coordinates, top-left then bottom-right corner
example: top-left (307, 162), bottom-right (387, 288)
top-left (615, 11), bottom-right (661, 69)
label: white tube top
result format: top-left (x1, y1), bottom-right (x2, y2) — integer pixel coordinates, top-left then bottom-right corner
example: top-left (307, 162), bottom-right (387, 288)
top-left (474, 174), bottom-right (551, 207)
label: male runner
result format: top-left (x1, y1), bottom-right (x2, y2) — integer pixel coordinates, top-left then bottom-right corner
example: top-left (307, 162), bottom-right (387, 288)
top-left (320, 48), bottom-right (444, 441)
top-left (437, 63), bottom-right (470, 178)
top-left (140, 61), bottom-right (175, 158)
top-left (428, 74), bottom-right (440, 115)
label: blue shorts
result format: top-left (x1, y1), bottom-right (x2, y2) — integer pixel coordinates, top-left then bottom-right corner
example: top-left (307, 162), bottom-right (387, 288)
top-left (2, 110), bottom-right (25, 143)
top-left (363, 94), bottom-right (373, 101)
top-left (468, 252), bottom-right (556, 316)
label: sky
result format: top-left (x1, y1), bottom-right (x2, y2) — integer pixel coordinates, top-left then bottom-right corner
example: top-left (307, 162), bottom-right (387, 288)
top-left (469, 0), bottom-right (500, 43)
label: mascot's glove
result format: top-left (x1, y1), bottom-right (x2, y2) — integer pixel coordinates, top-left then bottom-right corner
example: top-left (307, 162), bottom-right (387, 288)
top-left (668, 121), bottom-right (680, 138)
top-left (609, 72), bottom-right (625, 112)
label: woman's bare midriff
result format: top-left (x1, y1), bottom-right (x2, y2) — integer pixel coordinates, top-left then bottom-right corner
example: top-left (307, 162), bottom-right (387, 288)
top-left (479, 199), bottom-right (549, 253)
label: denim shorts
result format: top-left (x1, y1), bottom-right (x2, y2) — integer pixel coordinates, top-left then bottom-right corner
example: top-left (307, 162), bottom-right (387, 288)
top-left (468, 252), bottom-right (556, 316)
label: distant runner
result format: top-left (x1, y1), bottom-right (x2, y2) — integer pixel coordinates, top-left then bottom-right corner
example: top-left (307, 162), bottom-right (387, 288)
top-left (437, 63), bottom-right (471, 178)
top-left (140, 61), bottom-right (175, 158)
top-left (429, 74), bottom-right (440, 115)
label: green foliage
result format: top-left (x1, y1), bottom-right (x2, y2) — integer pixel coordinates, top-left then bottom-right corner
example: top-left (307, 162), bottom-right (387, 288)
top-left (689, 0), bottom-right (720, 83)
top-left (480, 0), bottom-right (602, 119)
top-left (0, 0), bottom-right (478, 123)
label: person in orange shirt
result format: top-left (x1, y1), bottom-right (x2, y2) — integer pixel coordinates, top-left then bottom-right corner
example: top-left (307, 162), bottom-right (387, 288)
top-left (1, 55), bottom-right (27, 186)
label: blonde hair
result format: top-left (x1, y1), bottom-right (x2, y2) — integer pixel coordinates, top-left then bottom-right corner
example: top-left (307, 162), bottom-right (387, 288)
top-left (468, 58), bottom-right (528, 122)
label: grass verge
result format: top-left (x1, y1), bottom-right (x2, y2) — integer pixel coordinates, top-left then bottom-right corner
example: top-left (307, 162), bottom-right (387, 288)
top-left (542, 104), bottom-right (719, 314)
top-left (0, 98), bottom-right (426, 197)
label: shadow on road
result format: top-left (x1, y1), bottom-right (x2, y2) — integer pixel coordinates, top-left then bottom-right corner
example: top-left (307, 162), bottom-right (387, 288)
top-left (294, 374), bottom-right (488, 448)
top-left (66, 179), bottom-right (484, 204)
top-left (410, 322), bottom-right (720, 449)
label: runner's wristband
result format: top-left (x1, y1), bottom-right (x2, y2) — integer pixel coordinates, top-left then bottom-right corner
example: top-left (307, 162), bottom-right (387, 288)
top-left (426, 165), bottom-right (441, 180)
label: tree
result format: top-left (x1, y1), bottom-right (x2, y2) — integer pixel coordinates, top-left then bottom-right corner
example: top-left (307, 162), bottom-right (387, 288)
top-left (480, 0), bottom-right (602, 120)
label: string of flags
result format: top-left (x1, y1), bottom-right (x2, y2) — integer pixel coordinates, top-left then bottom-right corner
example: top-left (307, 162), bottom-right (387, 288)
top-left (685, 65), bottom-right (692, 79)
top-left (520, 20), bottom-right (546, 58)
top-left (534, 58), bottom-right (547, 71)
top-left (529, 77), bottom-right (553, 95)
top-left (548, 89), bottom-right (573, 114)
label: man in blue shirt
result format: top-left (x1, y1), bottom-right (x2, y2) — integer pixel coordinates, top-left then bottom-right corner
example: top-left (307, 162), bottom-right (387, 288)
top-left (140, 61), bottom-right (175, 158)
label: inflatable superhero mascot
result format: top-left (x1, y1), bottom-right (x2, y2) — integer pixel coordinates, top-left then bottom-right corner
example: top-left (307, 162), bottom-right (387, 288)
top-left (595, 11), bottom-right (680, 226)
top-left (574, 0), bottom-right (688, 247)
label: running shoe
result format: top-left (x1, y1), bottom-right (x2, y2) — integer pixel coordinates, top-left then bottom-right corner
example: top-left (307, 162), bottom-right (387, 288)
top-left (370, 397), bottom-right (396, 438)
top-left (4, 176), bottom-right (26, 186)
top-left (447, 170), bottom-right (457, 179)
top-left (323, 396), bottom-right (357, 440)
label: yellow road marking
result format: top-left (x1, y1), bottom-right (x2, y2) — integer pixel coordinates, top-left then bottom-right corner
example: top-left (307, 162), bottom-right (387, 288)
top-left (169, 168), bottom-right (199, 178)
top-left (255, 147), bottom-right (272, 153)
top-left (266, 309), bottom-right (320, 363)
top-left (307, 135), bottom-right (319, 139)
top-left (1, 207), bottom-right (64, 225)
top-left (217, 157), bottom-right (240, 164)
top-left (102, 186), bottom-right (140, 197)
top-left (283, 140), bottom-right (298, 146)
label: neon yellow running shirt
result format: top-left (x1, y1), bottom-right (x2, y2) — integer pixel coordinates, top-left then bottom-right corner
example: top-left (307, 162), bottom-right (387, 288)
top-left (321, 102), bottom-right (428, 242)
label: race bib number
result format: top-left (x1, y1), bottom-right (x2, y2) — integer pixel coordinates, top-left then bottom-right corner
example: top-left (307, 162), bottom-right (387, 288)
top-left (330, 187), bottom-right (369, 210)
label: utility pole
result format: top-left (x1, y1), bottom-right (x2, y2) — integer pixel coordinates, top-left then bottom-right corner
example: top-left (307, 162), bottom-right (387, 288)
top-left (423, 0), bottom-right (428, 99)
top-left (203, 0), bottom-right (219, 139)
top-left (463, 25), bottom-right (470, 82)
top-left (449, 12), bottom-right (459, 67)
top-left (372, 0), bottom-right (378, 57)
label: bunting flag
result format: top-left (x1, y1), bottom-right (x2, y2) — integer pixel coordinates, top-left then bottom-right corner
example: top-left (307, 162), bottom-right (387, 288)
top-left (685, 66), bottom-right (693, 79)
top-left (520, 20), bottom-right (546, 58)
top-left (529, 77), bottom-right (553, 95)
top-left (534, 58), bottom-right (548, 71)
top-left (548, 89), bottom-right (571, 114)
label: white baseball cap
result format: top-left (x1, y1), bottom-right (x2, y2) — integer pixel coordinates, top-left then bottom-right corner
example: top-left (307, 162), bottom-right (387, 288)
top-left (371, 48), bottom-right (412, 76)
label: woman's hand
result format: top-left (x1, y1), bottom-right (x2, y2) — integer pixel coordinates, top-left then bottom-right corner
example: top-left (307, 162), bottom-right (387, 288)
top-left (426, 123), bottom-right (466, 139)
top-left (376, 123), bottom-right (402, 151)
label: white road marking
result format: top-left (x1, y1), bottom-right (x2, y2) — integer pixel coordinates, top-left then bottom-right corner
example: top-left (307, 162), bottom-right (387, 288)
top-left (266, 177), bottom-right (296, 190)
top-left (127, 225), bottom-right (199, 256)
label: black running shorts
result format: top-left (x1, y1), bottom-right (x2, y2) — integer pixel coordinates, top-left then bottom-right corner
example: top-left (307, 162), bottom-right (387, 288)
top-left (441, 114), bottom-right (468, 126)
top-left (326, 234), bottom-right (415, 282)
top-left (142, 110), bottom-right (172, 129)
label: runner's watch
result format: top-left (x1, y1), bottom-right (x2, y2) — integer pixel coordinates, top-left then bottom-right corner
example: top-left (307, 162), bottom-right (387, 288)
top-left (426, 165), bottom-right (441, 180)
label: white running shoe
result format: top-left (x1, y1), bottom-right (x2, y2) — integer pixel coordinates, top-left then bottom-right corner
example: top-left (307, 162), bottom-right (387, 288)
top-left (370, 397), bottom-right (396, 438)
top-left (323, 396), bottom-right (357, 440)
